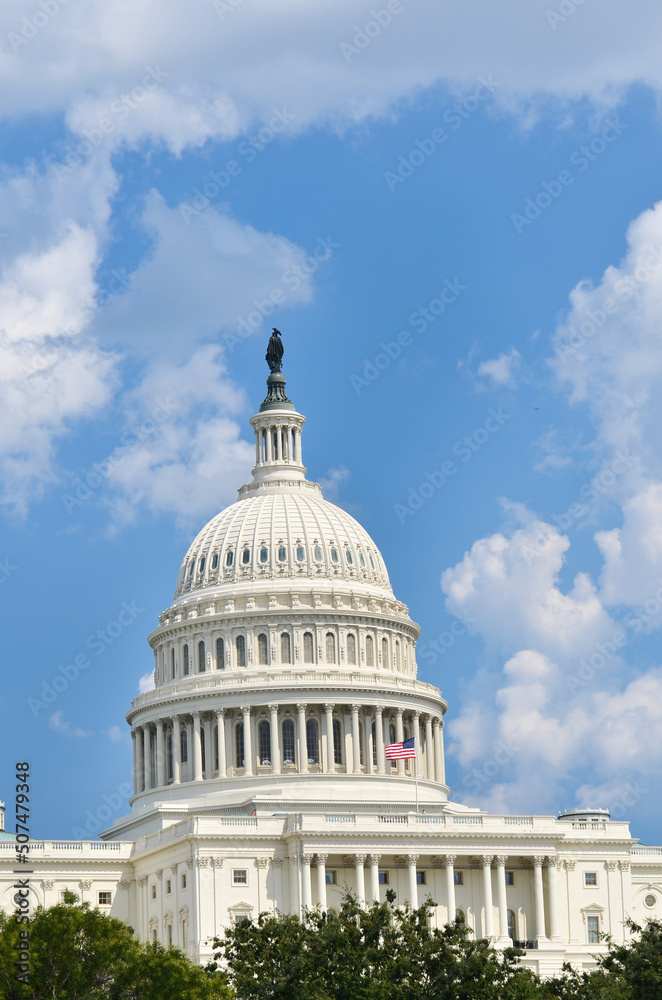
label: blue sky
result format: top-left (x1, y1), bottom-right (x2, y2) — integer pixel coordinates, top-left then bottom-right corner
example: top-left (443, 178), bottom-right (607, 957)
top-left (2, 0), bottom-right (662, 843)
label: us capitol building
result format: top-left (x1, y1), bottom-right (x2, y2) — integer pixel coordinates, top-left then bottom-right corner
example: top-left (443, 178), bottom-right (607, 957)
top-left (2, 335), bottom-right (662, 977)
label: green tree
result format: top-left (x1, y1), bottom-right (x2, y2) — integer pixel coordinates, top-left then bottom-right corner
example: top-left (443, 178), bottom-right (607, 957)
top-left (212, 891), bottom-right (544, 1000)
top-left (0, 899), bottom-right (233, 1000)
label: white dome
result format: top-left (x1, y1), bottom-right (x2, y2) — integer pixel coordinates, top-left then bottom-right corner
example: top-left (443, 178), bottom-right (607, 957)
top-left (174, 483), bottom-right (392, 600)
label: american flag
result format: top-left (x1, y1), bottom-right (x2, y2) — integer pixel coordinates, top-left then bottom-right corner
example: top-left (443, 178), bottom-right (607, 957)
top-left (385, 737), bottom-right (416, 760)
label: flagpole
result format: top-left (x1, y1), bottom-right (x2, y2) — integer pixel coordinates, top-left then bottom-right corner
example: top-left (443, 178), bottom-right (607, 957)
top-left (415, 753), bottom-right (419, 815)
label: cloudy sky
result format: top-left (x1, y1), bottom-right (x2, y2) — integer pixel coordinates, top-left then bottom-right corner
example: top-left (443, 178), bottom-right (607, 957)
top-left (2, 0), bottom-right (662, 843)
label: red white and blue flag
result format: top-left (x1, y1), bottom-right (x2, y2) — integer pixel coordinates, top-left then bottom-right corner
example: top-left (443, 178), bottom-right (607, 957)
top-left (385, 737), bottom-right (416, 759)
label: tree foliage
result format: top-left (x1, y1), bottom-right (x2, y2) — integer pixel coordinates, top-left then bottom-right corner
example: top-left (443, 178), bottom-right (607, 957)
top-left (0, 898), bottom-right (232, 1000)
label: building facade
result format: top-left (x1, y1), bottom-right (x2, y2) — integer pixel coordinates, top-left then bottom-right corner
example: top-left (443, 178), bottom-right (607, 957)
top-left (2, 359), bottom-right (662, 977)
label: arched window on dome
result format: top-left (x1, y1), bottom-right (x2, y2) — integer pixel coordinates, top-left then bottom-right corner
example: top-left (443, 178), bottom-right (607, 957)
top-left (347, 634), bottom-right (356, 665)
top-left (235, 722), bottom-right (245, 768)
top-left (325, 632), bottom-right (336, 664)
top-left (259, 546), bottom-right (269, 564)
top-left (198, 641), bottom-right (206, 673)
top-left (332, 719), bottom-right (343, 765)
top-left (330, 547), bottom-right (339, 564)
top-left (306, 719), bottom-right (319, 764)
top-left (282, 719), bottom-right (295, 764)
top-left (371, 722), bottom-right (377, 768)
top-left (211, 552), bottom-right (218, 570)
top-left (199, 556), bottom-right (205, 574)
top-left (277, 545), bottom-right (287, 562)
top-left (313, 545), bottom-right (323, 563)
top-left (180, 728), bottom-right (188, 764)
top-left (381, 637), bottom-right (389, 668)
top-left (257, 633), bottom-right (268, 666)
top-left (183, 644), bottom-right (190, 676)
top-left (226, 549), bottom-right (234, 567)
top-left (295, 545), bottom-right (305, 563)
top-left (216, 637), bottom-right (225, 670)
top-left (345, 549), bottom-right (353, 565)
top-left (365, 635), bottom-right (374, 667)
top-left (280, 632), bottom-right (291, 664)
top-left (395, 640), bottom-right (402, 672)
top-left (258, 720), bottom-right (271, 765)
top-left (236, 635), bottom-right (246, 667)
top-left (359, 551), bottom-right (366, 568)
top-left (171, 648), bottom-right (175, 680)
top-left (303, 632), bottom-right (314, 664)
top-left (242, 547), bottom-right (251, 565)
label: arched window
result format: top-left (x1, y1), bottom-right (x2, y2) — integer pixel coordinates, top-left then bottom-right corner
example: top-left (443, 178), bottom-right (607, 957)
top-left (259, 546), bottom-right (268, 564)
top-left (306, 719), bottom-right (319, 764)
top-left (198, 641), bottom-right (206, 673)
top-left (257, 633), bottom-right (268, 666)
top-left (282, 719), bottom-right (295, 764)
top-left (235, 723), bottom-right (245, 767)
top-left (325, 632), bottom-right (336, 664)
top-left (507, 910), bottom-right (516, 940)
top-left (280, 632), bottom-right (291, 664)
top-left (183, 644), bottom-right (190, 676)
top-left (371, 722), bottom-right (377, 767)
top-left (201, 727), bottom-right (206, 774)
top-left (347, 633), bottom-right (356, 665)
top-left (211, 552), bottom-right (219, 570)
top-left (330, 547), bottom-right (339, 564)
top-left (242, 547), bottom-right (251, 565)
top-left (236, 636), bottom-right (246, 667)
top-left (382, 637), bottom-right (389, 667)
top-left (295, 545), bottom-right (305, 562)
top-left (226, 549), bottom-right (234, 567)
top-left (365, 635), bottom-right (374, 667)
top-left (216, 637), bottom-right (225, 670)
top-left (171, 648), bottom-right (175, 679)
top-left (303, 632), bottom-right (314, 664)
top-left (395, 640), bottom-right (402, 671)
top-left (332, 719), bottom-right (343, 765)
top-left (199, 556), bottom-right (205, 574)
top-left (258, 720), bottom-right (271, 765)
top-left (180, 728), bottom-right (188, 764)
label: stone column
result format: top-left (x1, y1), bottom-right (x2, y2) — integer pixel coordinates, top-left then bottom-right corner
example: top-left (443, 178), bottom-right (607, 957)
top-left (242, 706), bottom-right (253, 776)
top-left (369, 854), bottom-right (381, 903)
top-left (269, 704), bottom-right (281, 774)
top-left (481, 856), bottom-right (494, 938)
top-left (355, 855), bottom-right (366, 907)
top-left (203, 715), bottom-right (213, 778)
top-left (412, 711), bottom-right (421, 771)
top-left (495, 856), bottom-right (510, 942)
top-left (172, 716), bottom-right (181, 785)
top-left (351, 705), bottom-right (361, 774)
top-left (134, 728), bottom-right (144, 793)
top-left (143, 725), bottom-right (152, 791)
top-left (364, 711), bottom-right (374, 775)
top-left (407, 854), bottom-right (419, 907)
top-left (445, 856), bottom-right (457, 924)
top-left (433, 719), bottom-right (444, 785)
top-left (301, 855), bottom-right (313, 911)
top-left (375, 706), bottom-right (385, 774)
top-left (192, 713), bottom-right (203, 782)
top-left (216, 710), bottom-right (226, 778)
top-left (424, 715), bottom-right (434, 780)
top-left (533, 856), bottom-right (547, 941)
top-left (316, 854), bottom-right (328, 912)
top-left (324, 704), bottom-right (335, 773)
top-left (132, 730), bottom-right (139, 793)
top-left (546, 856), bottom-right (561, 941)
top-left (395, 708), bottom-right (405, 775)
top-left (297, 703), bottom-right (308, 773)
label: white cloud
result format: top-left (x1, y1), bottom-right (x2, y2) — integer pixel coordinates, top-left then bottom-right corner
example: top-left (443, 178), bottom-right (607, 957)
top-left (49, 711), bottom-right (92, 739)
top-left (138, 671), bottom-right (155, 694)
top-left (319, 466), bottom-right (350, 502)
top-left (477, 348), bottom-right (521, 388)
top-left (596, 483), bottom-right (662, 609)
top-left (106, 725), bottom-right (125, 742)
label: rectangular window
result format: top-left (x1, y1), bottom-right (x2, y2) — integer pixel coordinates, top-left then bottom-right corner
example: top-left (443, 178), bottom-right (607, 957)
top-left (505, 871), bottom-right (515, 886)
top-left (325, 870), bottom-right (337, 885)
top-left (454, 871), bottom-right (464, 885)
top-left (98, 891), bottom-right (112, 906)
top-left (181, 873), bottom-right (187, 890)
top-left (166, 880), bottom-right (171, 894)
top-left (416, 871), bottom-right (426, 885)
top-left (587, 915), bottom-right (600, 943)
top-left (233, 869), bottom-right (248, 885)
top-left (584, 872), bottom-right (598, 886)
top-left (378, 871), bottom-right (389, 885)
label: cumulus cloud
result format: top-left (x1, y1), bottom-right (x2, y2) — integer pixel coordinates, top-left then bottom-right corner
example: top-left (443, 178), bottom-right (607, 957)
top-left (477, 349), bottom-right (521, 388)
top-left (138, 671), bottom-right (155, 695)
top-left (49, 711), bottom-right (92, 739)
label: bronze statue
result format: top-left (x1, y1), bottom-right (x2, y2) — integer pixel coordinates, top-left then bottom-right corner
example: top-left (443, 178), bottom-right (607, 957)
top-left (266, 328), bottom-right (284, 373)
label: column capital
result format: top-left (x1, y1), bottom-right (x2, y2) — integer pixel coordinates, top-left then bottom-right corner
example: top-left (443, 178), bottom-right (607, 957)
top-left (296, 702), bottom-right (307, 713)
top-left (533, 855), bottom-right (546, 867)
top-left (444, 854), bottom-right (457, 867)
top-left (618, 860), bottom-right (630, 872)
top-left (316, 853), bottom-right (328, 865)
top-left (481, 855), bottom-right (494, 867)
top-left (191, 711), bottom-right (201, 720)
top-left (351, 703), bottom-right (361, 714)
top-left (268, 703), bottom-right (279, 713)
top-left (368, 853), bottom-right (382, 865)
top-left (406, 853), bottom-right (419, 866)
top-left (494, 855), bottom-right (509, 866)
top-left (432, 716), bottom-right (442, 730)
top-left (374, 705), bottom-right (384, 717)
top-left (355, 854), bottom-right (367, 865)
top-left (395, 707), bottom-right (404, 718)
top-left (255, 858), bottom-right (269, 869)
top-left (323, 703), bottom-right (334, 713)
top-left (301, 854), bottom-right (314, 865)
top-left (215, 708), bottom-right (225, 719)
top-left (240, 705), bottom-right (251, 716)
top-left (411, 709), bottom-right (420, 720)
top-left (546, 855), bottom-right (560, 867)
